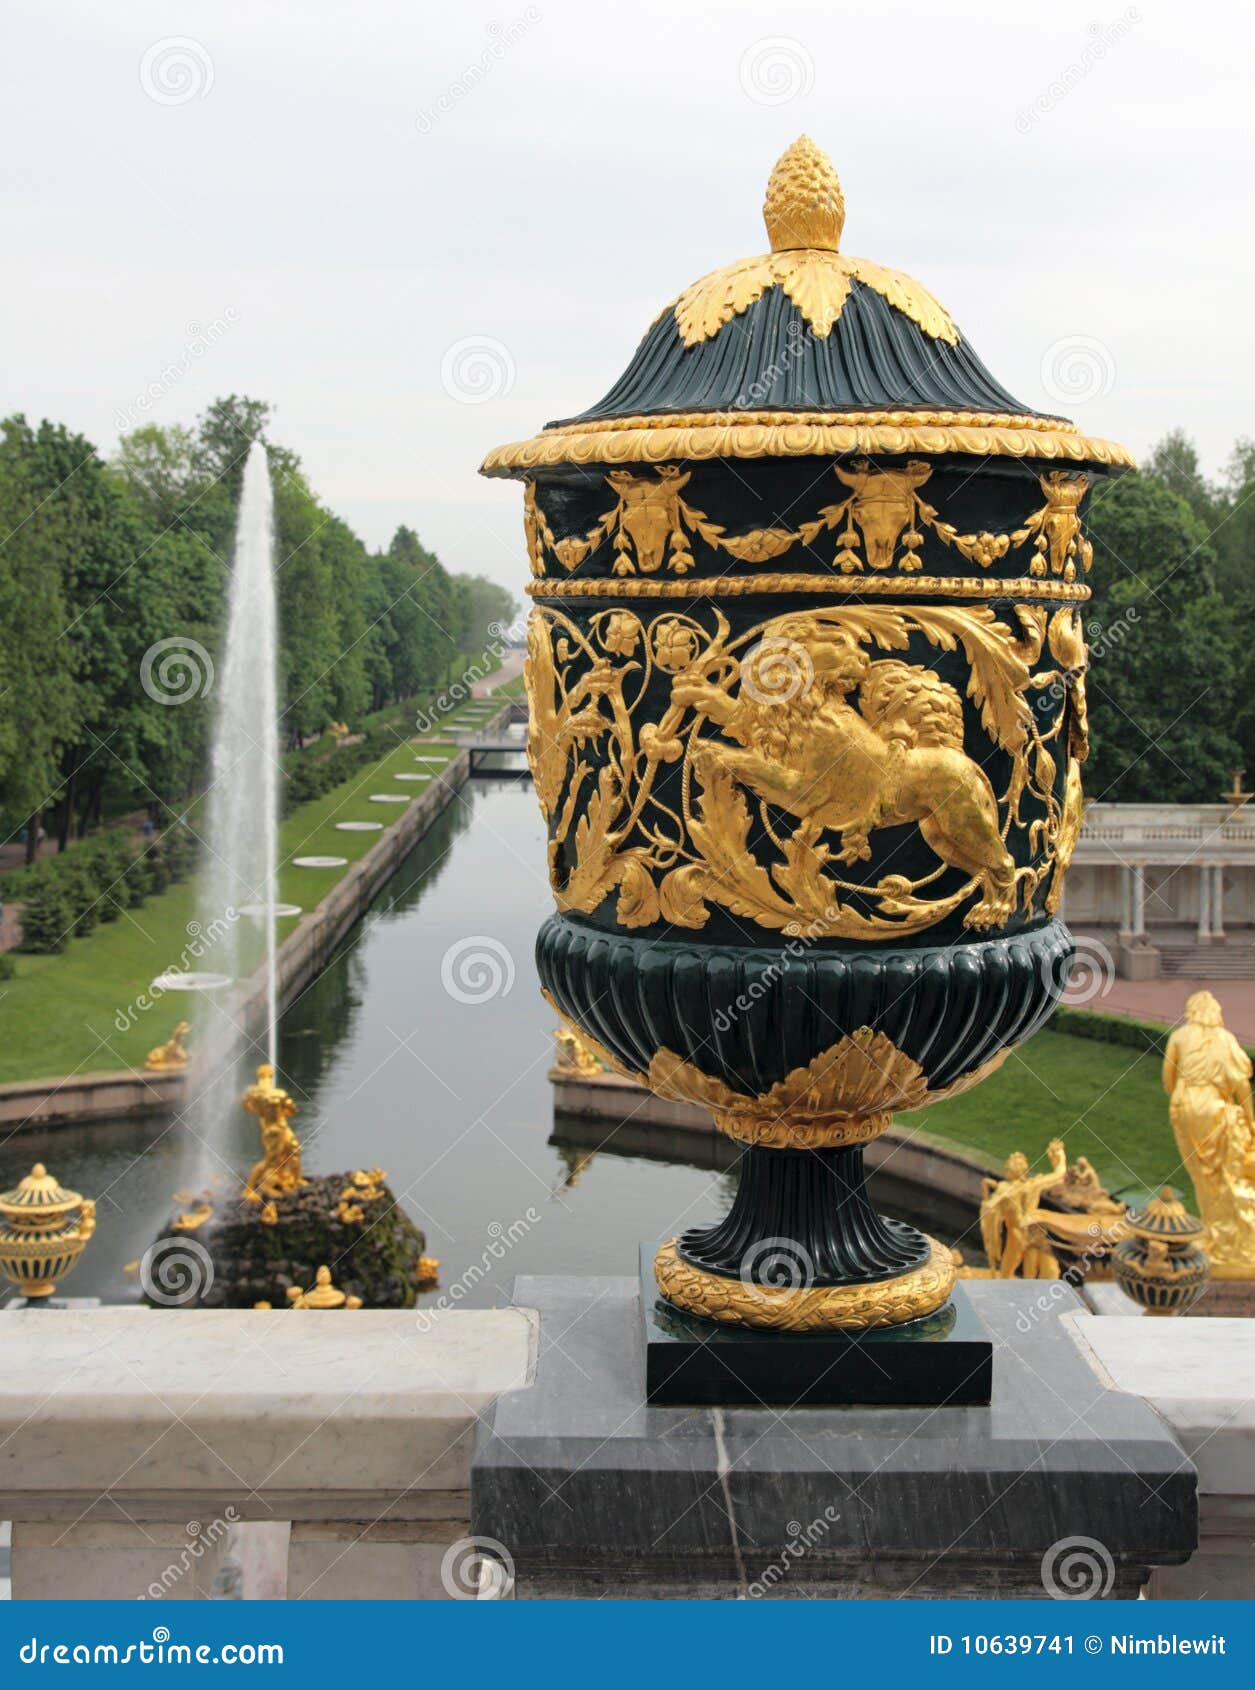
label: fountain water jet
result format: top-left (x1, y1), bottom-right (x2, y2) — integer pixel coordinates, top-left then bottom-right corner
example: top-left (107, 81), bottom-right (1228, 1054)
top-left (188, 440), bottom-right (281, 1179)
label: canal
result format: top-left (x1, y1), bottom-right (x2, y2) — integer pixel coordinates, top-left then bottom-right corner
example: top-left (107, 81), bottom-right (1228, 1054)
top-left (11, 776), bottom-right (966, 1307)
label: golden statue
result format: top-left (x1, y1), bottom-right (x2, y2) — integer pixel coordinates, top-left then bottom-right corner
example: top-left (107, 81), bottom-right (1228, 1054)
top-left (978, 1138), bottom-right (1070, 1279)
top-left (242, 1064), bottom-right (304, 1197)
top-left (1163, 991), bottom-right (1255, 1277)
top-left (672, 622), bottom-right (1022, 929)
top-left (145, 1020), bottom-right (190, 1073)
top-left (287, 1265), bottom-right (361, 1309)
top-left (552, 1018), bottom-right (605, 1078)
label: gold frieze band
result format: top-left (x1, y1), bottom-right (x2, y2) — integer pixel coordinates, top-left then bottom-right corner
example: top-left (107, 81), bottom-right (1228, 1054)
top-left (653, 1234), bottom-right (958, 1331)
top-left (527, 574), bottom-right (1091, 602)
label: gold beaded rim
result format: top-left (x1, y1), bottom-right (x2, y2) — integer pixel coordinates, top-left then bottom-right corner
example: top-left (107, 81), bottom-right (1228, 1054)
top-left (526, 573), bottom-right (1091, 602)
top-left (481, 412), bottom-right (1134, 477)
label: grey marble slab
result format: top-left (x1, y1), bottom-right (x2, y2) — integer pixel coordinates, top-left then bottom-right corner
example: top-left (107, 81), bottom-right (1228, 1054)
top-left (472, 1276), bottom-right (1197, 1599)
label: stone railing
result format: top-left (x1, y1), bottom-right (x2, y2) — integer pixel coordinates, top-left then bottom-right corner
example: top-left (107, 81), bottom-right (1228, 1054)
top-left (1, 1296), bottom-right (1250, 1601)
top-left (1076, 802), bottom-right (1255, 862)
top-left (0, 1307), bottom-right (535, 1601)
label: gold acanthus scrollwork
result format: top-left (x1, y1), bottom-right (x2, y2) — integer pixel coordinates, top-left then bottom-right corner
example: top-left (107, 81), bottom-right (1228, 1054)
top-left (525, 599), bottom-right (1088, 940)
top-left (525, 462), bottom-right (1093, 582)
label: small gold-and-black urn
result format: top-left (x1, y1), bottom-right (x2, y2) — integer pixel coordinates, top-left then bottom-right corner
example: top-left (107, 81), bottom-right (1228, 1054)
top-left (481, 138), bottom-right (1130, 1336)
top-left (1113, 1189), bottom-right (1210, 1315)
top-left (0, 1163), bottom-right (96, 1300)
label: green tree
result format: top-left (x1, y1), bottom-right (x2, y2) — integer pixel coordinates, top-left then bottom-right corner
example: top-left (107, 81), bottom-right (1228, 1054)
top-left (0, 418), bottom-right (76, 853)
top-left (1084, 472), bottom-right (1240, 803)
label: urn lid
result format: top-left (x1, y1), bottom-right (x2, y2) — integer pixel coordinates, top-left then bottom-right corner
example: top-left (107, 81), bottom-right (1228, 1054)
top-left (1125, 1188), bottom-right (1205, 1241)
top-left (0, 1163), bottom-right (83, 1221)
top-left (481, 138), bottom-right (1133, 479)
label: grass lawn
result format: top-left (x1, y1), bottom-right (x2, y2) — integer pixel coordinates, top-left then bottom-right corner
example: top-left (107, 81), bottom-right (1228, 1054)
top-left (0, 715), bottom-right (490, 1084)
top-left (900, 1028), bottom-right (1190, 1207)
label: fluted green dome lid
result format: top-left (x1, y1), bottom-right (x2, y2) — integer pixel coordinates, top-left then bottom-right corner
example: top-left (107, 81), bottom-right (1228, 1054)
top-left (482, 139), bottom-right (1133, 479)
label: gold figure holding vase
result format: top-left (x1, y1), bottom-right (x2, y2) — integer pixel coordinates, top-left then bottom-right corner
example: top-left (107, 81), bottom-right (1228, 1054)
top-left (242, 1063), bottom-right (305, 1198)
top-left (1163, 992), bottom-right (1255, 1277)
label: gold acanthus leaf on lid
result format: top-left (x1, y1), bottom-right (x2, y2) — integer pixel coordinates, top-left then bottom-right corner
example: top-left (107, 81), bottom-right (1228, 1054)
top-left (672, 137), bottom-right (958, 348)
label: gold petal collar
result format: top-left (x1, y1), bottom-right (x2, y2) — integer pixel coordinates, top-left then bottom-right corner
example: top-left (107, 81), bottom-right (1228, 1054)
top-left (670, 137), bottom-right (958, 347)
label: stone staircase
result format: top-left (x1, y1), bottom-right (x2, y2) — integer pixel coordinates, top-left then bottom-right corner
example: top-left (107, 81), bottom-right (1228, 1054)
top-left (1157, 942), bottom-right (1255, 978)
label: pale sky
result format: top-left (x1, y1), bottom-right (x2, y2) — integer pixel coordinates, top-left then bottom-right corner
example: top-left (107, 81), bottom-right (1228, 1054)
top-left (2, 0), bottom-right (1248, 591)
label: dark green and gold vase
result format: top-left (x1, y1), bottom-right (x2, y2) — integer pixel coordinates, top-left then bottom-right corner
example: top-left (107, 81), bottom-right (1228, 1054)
top-left (481, 138), bottom-right (1132, 1332)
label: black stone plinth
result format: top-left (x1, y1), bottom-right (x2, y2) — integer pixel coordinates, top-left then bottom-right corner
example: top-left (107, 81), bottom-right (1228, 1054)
top-left (471, 1276), bottom-right (1198, 1600)
top-left (642, 1246), bottom-right (992, 1407)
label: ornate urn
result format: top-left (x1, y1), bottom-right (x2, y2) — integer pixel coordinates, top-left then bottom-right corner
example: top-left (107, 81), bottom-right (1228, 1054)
top-left (1112, 1189), bottom-right (1210, 1316)
top-left (482, 138), bottom-right (1131, 1336)
top-left (0, 1163), bottom-right (96, 1300)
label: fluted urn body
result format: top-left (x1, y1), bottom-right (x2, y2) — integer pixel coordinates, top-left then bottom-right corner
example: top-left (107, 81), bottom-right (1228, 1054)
top-left (482, 139), bottom-right (1131, 1331)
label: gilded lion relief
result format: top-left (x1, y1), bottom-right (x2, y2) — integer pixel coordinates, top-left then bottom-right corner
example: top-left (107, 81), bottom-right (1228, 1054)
top-left (525, 598), bottom-right (1088, 940)
top-left (525, 463), bottom-right (1093, 582)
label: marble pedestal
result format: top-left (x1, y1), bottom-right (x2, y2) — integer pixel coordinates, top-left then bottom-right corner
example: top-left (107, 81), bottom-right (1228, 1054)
top-left (471, 1277), bottom-right (1197, 1600)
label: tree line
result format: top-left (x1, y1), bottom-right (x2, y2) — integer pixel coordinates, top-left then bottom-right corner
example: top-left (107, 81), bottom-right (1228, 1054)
top-left (0, 395), bottom-right (516, 858)
top-left (1085, 431), bottom-right (1255, 807)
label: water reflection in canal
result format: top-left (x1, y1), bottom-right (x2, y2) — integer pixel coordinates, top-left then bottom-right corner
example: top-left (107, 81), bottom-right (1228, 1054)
top-left (11, 781), bottom-right (727, 1306)
top-left (10, 778), bottom-right (969, 1308)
